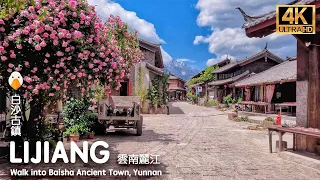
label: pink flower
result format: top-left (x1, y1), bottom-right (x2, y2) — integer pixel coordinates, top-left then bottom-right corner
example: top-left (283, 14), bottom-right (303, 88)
top-left (3, 42), bottom-right (8, 47)
top-left (32, 89), bottom-right (39, 95)
top-left (8, 63), bottom-right (14, 68)
top-left (45, 53), bottom-right (50, 57)
top-left (13, 19), bottom-right (20, 24)
top-left (7, 36), bottom-right (14, 41)
top-left (74, 68), bottom-right (78, 73)
top-left (49, 2), bottom-right (56, 7)
top-left (24, 61), bottom-right (29, 66)
top-left (65, 47), bottom-right (70, 52)
top-left (40, 41), bottom-right (46, 47)
top-left (69, 0), bottom-right (77, 7)
top-left (10, 53), bottom-right (16, 58)
top-left (33, 67), bottom-right (38, 72)
top-left (0, 19), bottom-right (4, 25)
top-left (49, 93), bottom-right (54, 97)
top-left (17, 44), bottom-right (22, 49)
top-left (111, 62), bottom-right (117, 69)
top-left (78, 53), bottom-right (83, 59)
top-left (71, 75), bottom-right (76, 80)
top-left (0, 46), bottom-right (4, 51)
top-left (53, 40), bottom-right (59, 46)
top-left (73, 23), bottom-right (79, 29)
top-left (7, 69), bottom-right (12, 73)
top-left (73, 30), bottom-right (83, 38)
top-left (44, 59), bottom-right (49, 63)
top-left (28, 6), bottom-right (35, 12)
top-left (35, 44), bottom-right (41, 51)
top-left (34, 35), bottom-right (41, 42)
top-left (54, 69), bottom-right (59, 74)
top-left (49, 77), bottom-right (54, 81)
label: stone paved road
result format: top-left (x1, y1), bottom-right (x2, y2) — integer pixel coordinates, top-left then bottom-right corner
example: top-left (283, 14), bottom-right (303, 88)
top-left (1, 102), bottom-right (320, 180)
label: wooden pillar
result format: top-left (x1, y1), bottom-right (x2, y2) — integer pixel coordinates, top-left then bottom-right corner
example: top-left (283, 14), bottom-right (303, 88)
top-left (295, 34), bottom-right (320, 152)
top-left (296, 37), bottom-right (309, 151)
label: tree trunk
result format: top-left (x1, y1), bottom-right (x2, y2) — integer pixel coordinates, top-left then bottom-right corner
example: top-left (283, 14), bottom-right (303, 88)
top-left (205, 82), bottom-right (208, 102)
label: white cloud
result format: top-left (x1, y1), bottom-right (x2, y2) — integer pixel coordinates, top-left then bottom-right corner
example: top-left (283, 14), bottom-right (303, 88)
top-left (193, 36), bottom-right (204, 45)
top-left (161, 47), bottom-right (173, 65)
top-left (182, 71), bottom-right (187, 75)
top-left (206, 54), bottom-right (236, 67)
top-left (88, 0), bottom-right (164, 44)
top-left (88, 0), bottom-right (178, 65)
top-left (176, 58), bottom-right (196, 63)
top-left (194, 0), bottom-right (296, 60)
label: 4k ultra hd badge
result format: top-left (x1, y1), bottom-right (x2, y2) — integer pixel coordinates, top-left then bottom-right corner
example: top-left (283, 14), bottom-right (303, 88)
top-left (276, 5), bottom-right (316, 34)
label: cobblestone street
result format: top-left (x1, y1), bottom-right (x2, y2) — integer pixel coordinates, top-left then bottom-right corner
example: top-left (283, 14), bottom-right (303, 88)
top-left (1, 102), bottom-right (320, 180)
top-left (104, 102), bottom-right (320, 180)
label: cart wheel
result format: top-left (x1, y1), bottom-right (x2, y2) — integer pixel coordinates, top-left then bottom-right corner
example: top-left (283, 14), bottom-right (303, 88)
top-left (136, 116), bottom-right (143, 136)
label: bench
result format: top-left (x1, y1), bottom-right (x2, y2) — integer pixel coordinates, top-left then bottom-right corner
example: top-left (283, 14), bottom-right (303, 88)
top-left (268, 126), bottom-right (320, 153)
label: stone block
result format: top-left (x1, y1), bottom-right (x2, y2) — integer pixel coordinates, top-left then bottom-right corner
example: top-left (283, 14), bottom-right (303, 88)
top-left (228, 112), bottom-right (238, 120)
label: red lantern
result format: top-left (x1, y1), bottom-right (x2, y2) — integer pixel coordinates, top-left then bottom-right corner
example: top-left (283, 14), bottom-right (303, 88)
top-left (224, 84), bottom-right (227, 89)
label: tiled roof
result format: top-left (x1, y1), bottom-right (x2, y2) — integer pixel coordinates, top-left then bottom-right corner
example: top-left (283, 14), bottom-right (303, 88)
top-left (235, 59), bottom-right (296, 87)
top-left (211, 49), bottom-right (283, 74)
top-left (208, 70), bottom-right (250, 86)
top-left (169, 75), bottom-right (186, 82)
top-left (146, 63), bottom-right (164, 76)
top-left (168, 87), bottom-right (186, 91)
top-left (241, 0), bottom-right (316, 28)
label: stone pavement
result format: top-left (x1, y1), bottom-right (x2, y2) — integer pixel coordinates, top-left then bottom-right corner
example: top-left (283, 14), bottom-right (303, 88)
top-left (0, 102), bottom-right (319, 180)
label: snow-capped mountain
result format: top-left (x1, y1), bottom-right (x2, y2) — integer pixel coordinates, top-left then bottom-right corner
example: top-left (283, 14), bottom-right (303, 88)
top-left (164, 60), bottom-right (199, 81)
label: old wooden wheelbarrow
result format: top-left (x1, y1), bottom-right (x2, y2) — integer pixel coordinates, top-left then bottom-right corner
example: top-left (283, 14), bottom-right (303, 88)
top-left (98, 96), bottom-right (143, 136)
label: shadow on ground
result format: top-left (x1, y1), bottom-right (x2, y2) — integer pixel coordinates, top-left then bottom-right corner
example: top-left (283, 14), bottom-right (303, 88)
top-left (167, 102), bottom-right (184, 115)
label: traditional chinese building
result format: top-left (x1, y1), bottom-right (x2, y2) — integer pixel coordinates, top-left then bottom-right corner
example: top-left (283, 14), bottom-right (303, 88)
top-left (208, 47), bottom-right (284, 103)
top-left (168, 74), bottom-right (186, 100)
top-left (111, 39), bottom-right (164, 96)
top-left (238, 0), bottom-right (320, 152)
top-left (235, 57), bottom-right (297, 114)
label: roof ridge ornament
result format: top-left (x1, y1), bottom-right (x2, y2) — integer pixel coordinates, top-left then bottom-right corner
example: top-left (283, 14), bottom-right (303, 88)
top-left (236, 7), bottom-right (265, 22)
top-left (264, 42), bottom-right (268, 49)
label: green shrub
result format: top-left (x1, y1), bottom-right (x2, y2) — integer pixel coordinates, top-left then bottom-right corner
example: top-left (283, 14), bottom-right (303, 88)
top-left (237, 98), bottom-right (242, 104)
top-left (264, 117), bottom-right (274, 122)
top-left (234, 116), bottom-right (249, 122)
top-left (63, 99), bottom-right (92, 136)
top-left (223, 94), bottom-right (234, 105)
top-left (205, 100), bottom-right (218, 107)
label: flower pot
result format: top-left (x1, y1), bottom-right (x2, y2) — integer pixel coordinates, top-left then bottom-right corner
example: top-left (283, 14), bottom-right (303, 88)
top-left (69, 135), bottom-right (79, 142)
top-left (154, 105), bottom-right (158, 114)
top-left (142, 100), bottom-right (151, 114)
top-left (160, 105), bottom-right (166, 114)
top-left (88, 132), bottom-right (95, 139)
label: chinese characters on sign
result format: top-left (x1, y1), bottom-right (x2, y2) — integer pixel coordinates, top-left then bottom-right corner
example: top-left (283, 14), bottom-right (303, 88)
top-left (11, 95), bottom-right (21, 136)
top-left (117, 154), bottom-right (160, 165)
top-left (8, 71), bottom-right (24, 137)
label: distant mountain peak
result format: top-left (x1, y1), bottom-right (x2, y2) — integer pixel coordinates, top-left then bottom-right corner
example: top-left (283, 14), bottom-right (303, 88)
top-left (164, 60), bottom-right (199, 80)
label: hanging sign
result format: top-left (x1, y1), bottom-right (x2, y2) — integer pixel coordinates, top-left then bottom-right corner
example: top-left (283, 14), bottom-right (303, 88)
top-left (197, 86), bottom-right (202, 93)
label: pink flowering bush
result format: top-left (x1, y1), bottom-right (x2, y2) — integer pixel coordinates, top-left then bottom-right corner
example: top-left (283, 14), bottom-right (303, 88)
top-left (0, 0), bottom-right (142, 137)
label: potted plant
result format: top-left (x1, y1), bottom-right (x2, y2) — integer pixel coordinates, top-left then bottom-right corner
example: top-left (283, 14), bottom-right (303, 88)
top-left (152, 96), bottom-right (160, 114)
top-left (88, 131), bottom-right (95, 139)
top-left (65, 125), bottom-right (80, 142)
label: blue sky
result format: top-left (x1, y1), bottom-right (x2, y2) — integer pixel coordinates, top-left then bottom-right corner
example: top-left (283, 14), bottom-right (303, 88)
top-left (89, 0), bottom-right (296, 71)
top-left (112, 0), bottom-right (213, 70)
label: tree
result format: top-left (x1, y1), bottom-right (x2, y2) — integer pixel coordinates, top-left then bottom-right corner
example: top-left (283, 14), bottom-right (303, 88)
top-left (187, 65), bottom-right (218, 101)
top-left (0, 0), bottom-right (142, 144)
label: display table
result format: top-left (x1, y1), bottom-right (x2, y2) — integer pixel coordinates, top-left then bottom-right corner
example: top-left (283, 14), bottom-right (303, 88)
top-left (239, 101), bottom-right (269, 114)
top-left (268, 126), bottom-right (320, 153)
top-left (275, 102), bottom-right (296, 116)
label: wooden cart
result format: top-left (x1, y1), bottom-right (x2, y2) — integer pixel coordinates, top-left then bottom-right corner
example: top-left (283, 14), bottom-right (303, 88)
top-left (98, 96), bottom-right (143, 136)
